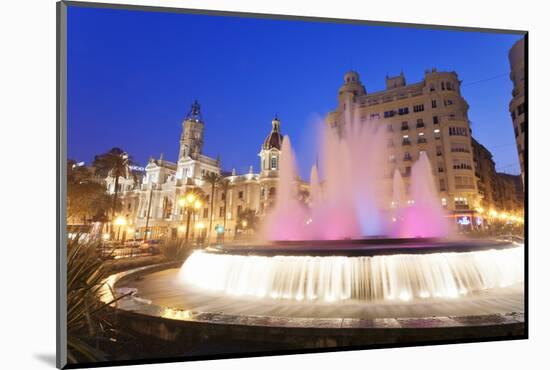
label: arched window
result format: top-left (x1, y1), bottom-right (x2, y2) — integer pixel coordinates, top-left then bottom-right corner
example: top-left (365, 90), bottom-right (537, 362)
top-left (269, 187), bottom-right (276, 196)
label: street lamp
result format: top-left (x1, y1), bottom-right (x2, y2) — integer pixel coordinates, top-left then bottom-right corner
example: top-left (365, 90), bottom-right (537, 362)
top-left (179, 194), bottom-right (202, 246)
top-left (114, 216), bottom-right (127, 241)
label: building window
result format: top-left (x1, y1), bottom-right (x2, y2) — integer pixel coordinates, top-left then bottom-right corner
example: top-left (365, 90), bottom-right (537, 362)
top-left (441, 82), bottom-right (445, 90)
top-left (402, 136), bottom-right (411, 146)
top-left (237, 205), bottom-right (242, 216)
top-left (453, 159), bottom-right (473, 170)
top-left (238, 191), bottom-right (244, 199)
top-left (438, 163), bottom-right (444, 173)
top-left (417, 132), bottom-right (427, 144)
top-left (433, 116), bottom-right (439, 124)
top-left (450, 143), bottom-right (470, 153)
top-left (370, 113), bottom-right (380, 120)
top-left (413, 104), bottom-right (424, 113)
top-left (403, 152), bottom-right (412, 161)
top-left (449, 127), bottom-right (468, 136)
top-left (403, 166), bottom-right (412, 177)
top-left (446, 82), bottom-right (452, 90)
top-left (439, 179), bottom-right (446, 191)
top-left (401, 121), bottom-right (409, 131)
top-left (416, 118), bottom-right (425, 128)
top-left (520, 121), bottom-right (525, 133)
top-left (436, 145), bottom-right (443, 156)
top-left (455, 176), bottom-right (475, 189)
top-left (444, 99), bottom-right (453, 106)
top-left (430, 84), bottom-right (435, 92)
top-left (384, 110), bottom-right (395, 118)
top-left (271, 156), bottom-right (277, 170)
top-left (269, 187), bottom-right (276, 196)
top-left (221, 192), bottom-right (225, 201)
top-left (441, 198), bottom-right (447, 206)
top-left (219, 206), bottom-right (225, 217)
top-left (261, 188), bottom-right (265, 198)
top-left (454, 197), bottom-right (469, 207)
top-left (434, 128), bottom-right (441, 139)
top-left (398, 107), bottom-right (409, 115)
top-left (203, 208), bottom-right (209, 219)
top-left (431, 100), bottom-right (437, 108)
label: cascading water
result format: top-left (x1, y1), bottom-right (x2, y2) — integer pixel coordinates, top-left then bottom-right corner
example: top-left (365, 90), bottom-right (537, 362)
top-left (263, 107), bottom-right (449, 241)
top-left (179, 246), bottom-right (524, 303)
top-left (397, 152), bottom-right (449, 238)
top-left (262, 136), bottom-right (311, 240)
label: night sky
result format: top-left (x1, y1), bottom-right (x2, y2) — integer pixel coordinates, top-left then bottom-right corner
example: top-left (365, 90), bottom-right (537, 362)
top-left (67, 5), bottom-right (524, 178)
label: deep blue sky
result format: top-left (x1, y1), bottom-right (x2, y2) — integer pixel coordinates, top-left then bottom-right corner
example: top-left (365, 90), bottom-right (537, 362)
top-left (67, 6), bottom-right (524, 178)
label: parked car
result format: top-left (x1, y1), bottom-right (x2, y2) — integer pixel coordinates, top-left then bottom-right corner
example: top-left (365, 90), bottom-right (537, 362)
top-left (139, 239), bottom-right (161, 255)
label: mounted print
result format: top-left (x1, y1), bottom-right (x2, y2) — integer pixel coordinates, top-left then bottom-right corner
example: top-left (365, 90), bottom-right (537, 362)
top-left (57, 1), bottom-right (527, 368)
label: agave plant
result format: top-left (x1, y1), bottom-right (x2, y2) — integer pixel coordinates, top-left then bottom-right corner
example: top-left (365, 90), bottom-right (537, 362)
top-left (66, 236), bottom-right (130, 363)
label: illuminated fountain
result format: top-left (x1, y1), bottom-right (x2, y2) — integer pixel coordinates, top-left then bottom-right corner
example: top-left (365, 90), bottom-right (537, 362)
top-left (106, 107), bottom-right (524, 334)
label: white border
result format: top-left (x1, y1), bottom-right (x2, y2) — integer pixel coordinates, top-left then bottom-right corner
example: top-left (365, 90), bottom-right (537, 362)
top-left (2, 0), bottom-right (547, 369)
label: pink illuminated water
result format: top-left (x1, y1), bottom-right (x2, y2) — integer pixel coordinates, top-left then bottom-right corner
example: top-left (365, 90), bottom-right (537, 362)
top-left (263, 108), bottom-right (449, 241)
top-left (398, 152), bottom-right (449, 238)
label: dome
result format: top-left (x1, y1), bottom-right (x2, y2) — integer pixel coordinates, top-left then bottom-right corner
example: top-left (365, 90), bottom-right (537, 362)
top-left (263, 116), bottom-right (282, 150)
top-left (344, 70), bottom-right (360, 84)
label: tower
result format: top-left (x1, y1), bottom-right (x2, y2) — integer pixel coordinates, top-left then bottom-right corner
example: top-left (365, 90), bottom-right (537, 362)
top-left (259, 115), bottom-right (283, 174)
top-left (338, 70), bottom-right (367, 105)
top-left (179, 100), bottom-right (204, 160)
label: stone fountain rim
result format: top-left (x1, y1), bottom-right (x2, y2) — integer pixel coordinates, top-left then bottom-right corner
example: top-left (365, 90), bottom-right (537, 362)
top-left (205, 238), bottom-right (521, 257)
top-left (100, 261), bottom-right (524, 330)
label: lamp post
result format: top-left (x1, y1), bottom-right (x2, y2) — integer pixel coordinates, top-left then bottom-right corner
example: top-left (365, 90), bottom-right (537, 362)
top-left (178, 193), bottom-right (202, 246)
top-left (114, 216), bottom-right (127, 241)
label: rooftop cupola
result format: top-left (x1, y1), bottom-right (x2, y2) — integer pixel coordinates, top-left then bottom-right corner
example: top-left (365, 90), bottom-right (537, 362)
top-left (338, 70), bottom-right (366, 104)
top-left (263, 115), bottom-right (283, 150)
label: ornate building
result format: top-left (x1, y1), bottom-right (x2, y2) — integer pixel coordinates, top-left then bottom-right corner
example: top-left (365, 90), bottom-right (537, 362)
top-left (508, 37), bottom-right (526, 186)
top-left (106, 101), bottom-right (285, 241)
top-left (327, 69), bottom-right (481, 220)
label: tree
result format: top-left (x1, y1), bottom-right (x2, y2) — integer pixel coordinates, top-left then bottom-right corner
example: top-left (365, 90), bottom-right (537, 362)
top-left (92, 148), bottom-right (133, 222)
top-left (236, 208), bottom-right (260, 233)
top-left (67, 160), bottom-right (113, 224)
top-left (203, 172), bottom-right (221, 240)
top-left (219, 179), bottom-right (231, 230)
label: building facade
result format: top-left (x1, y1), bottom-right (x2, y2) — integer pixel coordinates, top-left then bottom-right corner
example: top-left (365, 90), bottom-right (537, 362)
top-left (508, 37), bottom-right (526, 186)
top-left (106, 101), bottom-right (285, 241)
top-left (472, 138), bottom-right (524, 215)
top-left (327, 69), bottom-right (481, 219)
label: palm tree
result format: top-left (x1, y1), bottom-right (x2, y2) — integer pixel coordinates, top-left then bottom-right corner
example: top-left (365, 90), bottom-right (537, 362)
top-left (203, 172), bottom-right (221, 240)
top-left (178, 188), bottom-right (206, 246)
top-left (92, 148), bottom-right (133, 233)
top-left (219, 179), bottom-right (231, 231)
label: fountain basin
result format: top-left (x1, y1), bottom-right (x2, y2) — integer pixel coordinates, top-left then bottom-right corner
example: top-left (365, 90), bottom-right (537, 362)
top-left (100, 239), bottom-right (524, 349)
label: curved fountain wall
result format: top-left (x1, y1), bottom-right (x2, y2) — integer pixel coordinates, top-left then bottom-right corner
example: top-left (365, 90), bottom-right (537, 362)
top-left (178, 246), bottom-right (524, 303)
